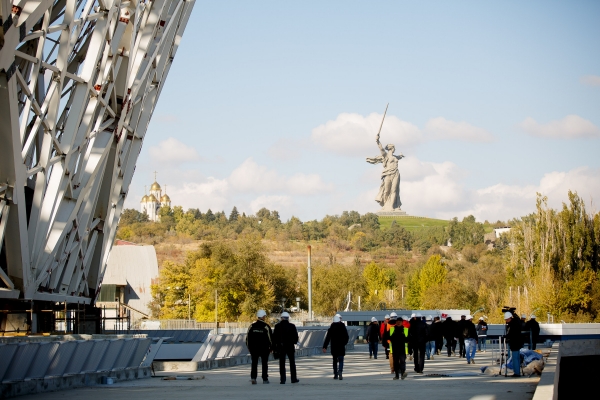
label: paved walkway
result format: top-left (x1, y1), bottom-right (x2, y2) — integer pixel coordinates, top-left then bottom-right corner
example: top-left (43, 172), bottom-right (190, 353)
top-left (19, 345), bottom-right (540, 400)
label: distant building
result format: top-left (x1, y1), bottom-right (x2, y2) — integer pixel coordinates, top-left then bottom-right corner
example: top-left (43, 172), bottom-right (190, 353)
top-left (484, 226), bottom-right (512, 249)
top-left (140, 173), bottom-right (171, 221)
top-left (97, 243), bottom-right (159, 319)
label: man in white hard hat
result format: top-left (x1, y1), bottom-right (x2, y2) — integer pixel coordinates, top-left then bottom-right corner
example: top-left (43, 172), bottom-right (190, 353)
top-left (366, 317), bottom-right (381, 359)
top-left (504, 311), bottom-right (523, 377)
top-left (382, 313), bottom-right (407, 380)
top-left (381, 314), bottom-right (391, 359)
top-left (246, 309), bottom-right (273, 384)
top-left (525, 315), bottom-right (540, 350)
top-left (273, 312), bottom-right (300, 384)
top-left (408, 312), bottom-right (427, 373)
top-left (323, 315), bottom-right (349, 380)
top-left (425, 316), bottom-right (435, 360)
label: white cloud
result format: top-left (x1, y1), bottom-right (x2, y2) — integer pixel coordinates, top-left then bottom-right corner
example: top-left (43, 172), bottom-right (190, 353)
top-left (580, 75), bottom-right (600, 87)
top-left (519, 115), bottom-right (600, 139)
top-left (311, 112), bottom-right (422, 156)
top-left (249, 195), bottom-right (293, 214)
top-left (148, 137), bottom-right (200, 164)
top-left (357, 158), bottom-right (600, 222)
top-left (425, 117), bottom-right (494, 142)
top-left (229, 158), bottom-right (333, 195)
top-left (135, 158), bottom-right (332, 214)
top-left (311, 113), bottom-right (496, 158)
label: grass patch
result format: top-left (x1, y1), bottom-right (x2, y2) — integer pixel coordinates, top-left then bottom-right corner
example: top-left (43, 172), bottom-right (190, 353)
top-left (378, 216), bottom-right (450, 231)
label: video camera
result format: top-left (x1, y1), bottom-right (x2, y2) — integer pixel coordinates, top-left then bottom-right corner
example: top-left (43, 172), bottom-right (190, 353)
top-left (502, 306), bottom-right (519, 319)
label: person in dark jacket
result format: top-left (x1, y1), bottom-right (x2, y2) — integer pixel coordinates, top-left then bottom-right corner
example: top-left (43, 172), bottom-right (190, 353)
top-left (408, 313), bottom-right (427, 373)
top-left (246, 309), bottom-right (273, 384)
top-left (425, 315), bottom-right (436, 360)
top-left (380, 314), bottom-right (390, 359)
top-left (476, 317), bottom-right (488, 352)
top-left (323, 315), bottom-right (349, 380)
top-left (382, 315), bottom-right (407, 380)
top-left (463, 315), bottom-right (478, 364)
top-left (504, 312), bottom-right (524, 377)
top-left (525, 315), bottom-right (540, 350)
top-left (365, 317), bottom-right (381, 359)
top-left (431, 316), bottom-right (444, 355)
top-left (442, 316), bottom-right (457, 356)
top-left (273, 312), bottom-right (300, 384)
top-left (456, 314), bottom-right (467, 358)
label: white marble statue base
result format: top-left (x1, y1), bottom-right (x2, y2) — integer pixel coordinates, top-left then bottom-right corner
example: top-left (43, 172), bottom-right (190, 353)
top-left (376, 210), bottom-right (408, 216)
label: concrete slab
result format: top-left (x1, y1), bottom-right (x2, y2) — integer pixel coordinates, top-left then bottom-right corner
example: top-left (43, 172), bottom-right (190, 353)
top-left (15, 345), bottom-right (540, 400)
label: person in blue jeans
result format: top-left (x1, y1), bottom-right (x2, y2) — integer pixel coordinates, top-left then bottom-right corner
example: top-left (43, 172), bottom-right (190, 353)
top-left (464, 315), bottom-right (478, 364)
top-left (476, 317), bottom-right (488, 352)
top-left (365, 317), bottom-right (381, 359)
top-left (425, 315), bottom-right (436, 360)
top-left (504, 312), bottom-right (523, 377)
top-left (323, 315), bottom-right (349, 380)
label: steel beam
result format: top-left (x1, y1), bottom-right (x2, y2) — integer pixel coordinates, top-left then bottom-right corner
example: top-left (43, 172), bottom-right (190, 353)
top-left (0, 0), bottom-right (195, 304)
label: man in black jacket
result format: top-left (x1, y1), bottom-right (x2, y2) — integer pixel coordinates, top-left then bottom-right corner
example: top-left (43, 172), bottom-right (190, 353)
top-left (273, 312), bottom-right (300, 384)
top-left (456, 314), bottom-right (467, 358)
top-left (323, 315), bottom-right (349, 380)
top-left (525, 315), bottom-right (540, 350)
top-left (365, 317), bottom-right (381, 359)
top-left (246, 309), bottom-right (273, 384)
top-left (431, 316), bottom-right (444, 356)
top-left (505, 311), bottom-right (524, 377)
top-left (408, 313), bottom-right (428, 373)
top-left (442, 316), bottom-right (457, 357)
top-left (463, 315), bottom-right (478, 364)
top-left (382, 315), bottom-right (407, 380)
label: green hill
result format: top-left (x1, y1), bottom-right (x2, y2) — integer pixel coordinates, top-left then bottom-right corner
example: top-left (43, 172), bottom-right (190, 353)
top-left (378, 215), bottom-right (450, 231)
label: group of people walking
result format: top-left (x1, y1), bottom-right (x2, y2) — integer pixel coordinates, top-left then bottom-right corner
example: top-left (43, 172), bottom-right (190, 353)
top-left (245, 309), bottom-right (541, 384)
top-left (245, 310), bottom-right (350, 384)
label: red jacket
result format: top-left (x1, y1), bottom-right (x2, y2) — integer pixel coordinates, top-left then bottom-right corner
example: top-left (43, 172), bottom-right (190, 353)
top-left (380, 321), bottom-right (388, 337)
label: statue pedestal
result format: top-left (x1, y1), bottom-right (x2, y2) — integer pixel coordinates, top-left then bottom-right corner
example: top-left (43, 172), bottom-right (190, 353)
top-left (376, 210), bottom-right (408, 216)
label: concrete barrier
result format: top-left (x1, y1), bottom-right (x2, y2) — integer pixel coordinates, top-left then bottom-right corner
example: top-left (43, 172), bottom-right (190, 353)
top-left (1, 366), bottom-right (151, 398)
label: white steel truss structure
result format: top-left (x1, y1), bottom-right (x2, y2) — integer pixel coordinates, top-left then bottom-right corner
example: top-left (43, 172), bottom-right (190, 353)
top-left (0, 0), bottom-right (194, 305)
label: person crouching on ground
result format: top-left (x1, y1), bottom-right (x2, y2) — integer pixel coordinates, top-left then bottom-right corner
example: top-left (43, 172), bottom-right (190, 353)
top-left (246, 309), bottom-right (273, 384)
top-left (383, 315), bottom-right (407, 380)
top-left (464, 315), bottom-right (478, 364)
top-left (366, 317), bottom-right (381, 359)
top-left (323, 315), bottom-right (349, 380)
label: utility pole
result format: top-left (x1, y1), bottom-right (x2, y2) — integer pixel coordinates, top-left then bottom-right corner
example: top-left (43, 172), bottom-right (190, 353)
top-left (307, 246), bottom-right (312, 321)
top-left (215, 290), bottom-right (218, 332)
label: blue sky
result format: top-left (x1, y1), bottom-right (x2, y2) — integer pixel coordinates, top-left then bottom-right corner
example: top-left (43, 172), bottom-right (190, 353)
top-left (129, 1), bottom-right (600, 222)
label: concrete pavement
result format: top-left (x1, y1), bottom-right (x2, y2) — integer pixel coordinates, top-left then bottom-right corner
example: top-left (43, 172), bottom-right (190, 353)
top-left (17, 345), bottom-right (540, 400)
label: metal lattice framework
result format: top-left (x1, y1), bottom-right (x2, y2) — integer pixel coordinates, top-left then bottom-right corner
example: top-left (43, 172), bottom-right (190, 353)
top-left (0, 0), bottom-right (194, 304)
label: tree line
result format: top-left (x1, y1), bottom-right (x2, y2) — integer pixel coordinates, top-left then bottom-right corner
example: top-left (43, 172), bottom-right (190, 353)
top-left (130, 191), bottom-right (600, 323)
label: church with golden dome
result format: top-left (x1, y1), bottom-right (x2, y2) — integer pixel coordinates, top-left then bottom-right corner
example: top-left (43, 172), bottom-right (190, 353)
top-left (140, 172), bottom-right (171, 221)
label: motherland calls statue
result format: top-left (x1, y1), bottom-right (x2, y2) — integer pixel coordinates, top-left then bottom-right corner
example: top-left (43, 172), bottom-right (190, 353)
top-left (366, 105), bottom-right (405, 213)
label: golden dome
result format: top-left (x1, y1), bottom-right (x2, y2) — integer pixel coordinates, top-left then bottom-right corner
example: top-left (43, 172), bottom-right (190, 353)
top-left (161, 194), bottom-right (171, 202)
top-left (140, 195), bottom-right (149, 203)
top-left (147, 194), bottom-right (158, 202)
top-left (150, 181), bottom-right (161, 191)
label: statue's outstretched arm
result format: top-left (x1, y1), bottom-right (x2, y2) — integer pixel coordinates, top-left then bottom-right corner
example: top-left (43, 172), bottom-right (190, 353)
top-left (376, 136), bottom-right (385, 156)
